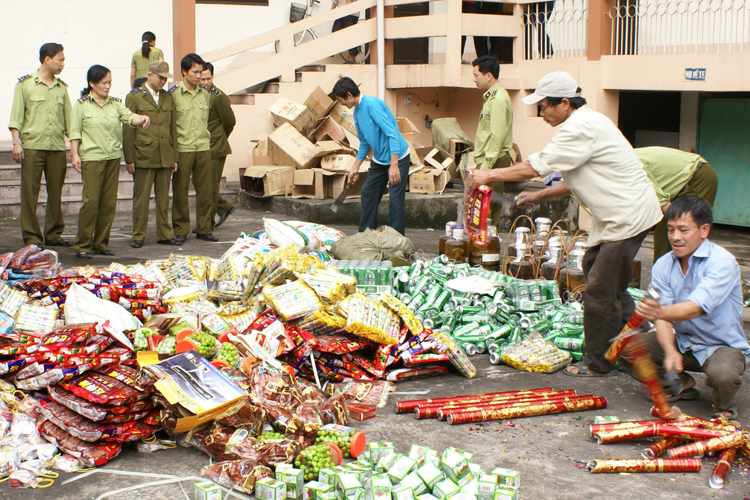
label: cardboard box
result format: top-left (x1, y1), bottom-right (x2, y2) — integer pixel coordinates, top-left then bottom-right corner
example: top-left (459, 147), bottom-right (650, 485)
top-left (320, 153), bottom-right (357, 173)
top-left (305, 86), bottom-right (335, 128)
top-left (269, 97), bottom-right (312, 135)
top-left (313, 116), bottom-right (348, 144)
top-left (423, 146), bottom-right (457, 174)
top-left (244, 165), bottom-right (295, 198)
top-left (269, 123), bottom-right (317, 170)
top-left (252, 134), bottom-right (275, 166)
top-left (311, 141), bottom-right (352, 164)
top-left (194, 481), bottom-right (223, 500)
top-left (448, 139), bottom-right (471, 162)
top-left (289, 169), bottom-right (323, 199)
top-left (329, 103), bottom-right (357, 136)
top-left (144, 350), bottom-right (245, 433)
top-left (396, 117), bottom-right (420, 144)
top-left (408, 168), bottom-right (449, 195)
top-left (257, 478), bottom-right (288, 500)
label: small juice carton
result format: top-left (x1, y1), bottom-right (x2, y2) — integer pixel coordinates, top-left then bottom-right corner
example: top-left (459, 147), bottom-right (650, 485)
top-left (416, 463), bottom-right (445, 490)
top-left (257, 478), bottom-right (287, 500)
top-left (490, 468), bottom-right (520, 489)
top-left (194, 481), bottom-right (222, 500)
top-left (279, 468), bottom-right (304, 500)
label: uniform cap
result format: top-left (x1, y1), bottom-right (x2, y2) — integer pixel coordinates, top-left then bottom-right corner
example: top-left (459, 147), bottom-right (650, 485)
top-left (522, 71), bottom-right (581, 105)
top-left (148, 61), bottom-right (173, 79)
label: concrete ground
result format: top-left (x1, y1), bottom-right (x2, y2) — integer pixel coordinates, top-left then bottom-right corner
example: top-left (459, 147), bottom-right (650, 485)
top-left (2, 207), bottom-right (750, 500)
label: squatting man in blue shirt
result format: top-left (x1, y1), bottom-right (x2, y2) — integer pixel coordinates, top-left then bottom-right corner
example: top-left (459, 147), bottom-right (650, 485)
top-left (331, 77), bottom-right (410, 235)
top-left (619, 196), bottom-right (750, 421)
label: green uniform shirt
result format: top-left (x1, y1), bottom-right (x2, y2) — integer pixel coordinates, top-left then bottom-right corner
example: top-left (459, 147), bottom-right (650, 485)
top-left (207, 85), bottom-right (236, 159)
top-left (8, 71), bottom-right (72, 151)
top-left (123, 85), bottom-right (178, 168)
top-left (131, 47), bottom-right (165, 81)
top-left (636, 146), bottom-right (706, 207)
top-left (474, 82), bottom-right (513, 170)
top-left (169, 81), bottom-right (210, 153)
top-left (70, 95), bottom-right (135, 161)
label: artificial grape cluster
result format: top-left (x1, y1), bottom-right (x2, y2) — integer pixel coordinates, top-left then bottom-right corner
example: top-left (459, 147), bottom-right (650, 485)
top-left (190, 331), bottom-right (218, 359)
top-left (295, 444), bottom-right (335, 482)
top-left (215, 342), bottom-right (240, 367)
top-left (316, 429), bottom-right (352, 458)
top-left (257, 431), bottom-right (287, 441)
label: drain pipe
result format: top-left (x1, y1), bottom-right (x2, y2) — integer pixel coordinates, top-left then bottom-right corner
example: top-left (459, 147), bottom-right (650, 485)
top-left (377, 0), bottom-right (385, 100)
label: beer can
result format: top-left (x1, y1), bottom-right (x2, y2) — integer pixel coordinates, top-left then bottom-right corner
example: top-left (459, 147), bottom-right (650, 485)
top-left (528, 282), bottom-right (543, 302)
top-left (453, 322), bottom-right (480, 337)
top-left (475, 341), bottom-right (487, 354)
top-left (409, 293), bottom-right (427, 311)
top-left (565, 313), bottom-right (584, 325)
top-left (424, 318), bottom-right (435, 330)
top-left (421, 286), bottom-right (443, 310)
top-left (528, 319), bottom-right (551, 334)
top-left (399, 293), bottom-right (412, 305)
top-left (378, 265), bottom-right (392, 286)
top-left (488, 324), bottom-right (513, 340)
top-left (489, 351), bottom-right (502, 364)
top-left (543, 330), bottom-right (564, 342)
top-left (458, 305), bottom-right (485, 314)
top-left (412, 276), bottom-right (431, 297)
top-left (562, 325), bottom-right (585, 337)
top-left (516, 284), bottom-right (530, 301)
top-left (423, 308), bottom-right (440, 319)
top-left (550, 310), bottom-right (565, 323)
top-left (443, 315), bottom-right (457, 331)
top-left (395, 272), bottom-right (410, 293)
top-left (432, 290), bottom-right (452, 311)
top-left (570, 351), bottom-right (585, 361)
top-left (457, 342), bottom-right (477, 356)
top-left (554, 337), bottom-right (584, 351)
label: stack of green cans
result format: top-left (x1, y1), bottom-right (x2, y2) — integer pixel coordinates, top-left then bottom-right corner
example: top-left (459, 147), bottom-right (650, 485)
top-left (329, 260), bottom-right (394, 296)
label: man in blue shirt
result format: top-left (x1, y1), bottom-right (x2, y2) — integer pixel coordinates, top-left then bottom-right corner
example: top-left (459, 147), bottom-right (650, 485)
top-left (620, 196), bottom-right (749, 420)
top-left (331, 77), bottom-right (410, 235)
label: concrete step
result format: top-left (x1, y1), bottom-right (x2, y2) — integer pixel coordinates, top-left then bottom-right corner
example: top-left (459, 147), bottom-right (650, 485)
top-left (0, 188), bottom-right (238, 219)
top-left (0, 174), bottom-right (227, 199)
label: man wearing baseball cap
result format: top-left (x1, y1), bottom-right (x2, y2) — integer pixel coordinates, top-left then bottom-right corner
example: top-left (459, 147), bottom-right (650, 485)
top-left (123, 61), bottom-right (181, 248)
top-left (468, 71), bottom-right (663, 377)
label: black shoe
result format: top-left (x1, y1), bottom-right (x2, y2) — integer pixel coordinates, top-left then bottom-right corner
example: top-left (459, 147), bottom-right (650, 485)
top-left (76, 252), bottom-right (92, 259)
top-left (215, 206), bottom-right (235, 228)
top-left (191, 228), bottom-right (197, 234)
top-left (173, 235), bottom-right (186, 245)
top-left (196, 233), bottom-right (218, 242)
top-left (131, 240), bottom-right (144, 249)
top-left (47, 239), bottom-right (74, 247)
top-left (94, 250), bottom-right (115, 256)
top-left (157, 238), bottom-right (182, 246)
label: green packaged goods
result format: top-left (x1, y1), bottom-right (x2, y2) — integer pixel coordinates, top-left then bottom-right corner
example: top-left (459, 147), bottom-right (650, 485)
top-left (157, 335), bottom-right (177, 354)
top-left (408, 445), bottom-right (438, 467)
top-left (416, 463), bottom-right (445, 490)
top-left (178, 331), bottom-right (218, 359)
top-left (213, 341), bottom-right (241, 368)
top-left (279, 468), bottom-right (304, 500)
top-left (319, 493), bottom-right (338, 500)
top-left (391, 485), bottom-right (416, 500)
top-left (476, 475), bottom-right (496, 500)
top-left (376, 452), bottom-right (402, 473)
top-left (441, 453), bottom-right (469, 483)
top-left (460, 481), bottom-right (479, 495)
top-left (451, 494), bottom-right (477, 500)
top-left (416, 495), bottom-right (439, 500)
top-left (316, 424), bottom-right (367, 459)
top-left (319, 468), bottom-right (337, 485)
top-left (371, 473), bottom-right (392, 500)
top-left (367, 442), bottom-right (395, 464)
top-left (387, 455), bottom-right (417, 484)
top-left (401, 472), bottom-right (427, 496)
top-left (432, 479), bottom-right (460, 499)
top-left (261, 432), bottom-right (289, 441)
top-left (304, 481), bottom-right (335, 500)
top-left (489, 469), bottom-right (520, 488)
top-left (257, 478), bottom-right (287, 500)
top-left (295, 444), bottom-right (337, 482)
top-left (277, 464), bottom-right (294, 474)
top-left (492, 486), bottom-right (517, 500)
top-left (335, 473), bottom-right (363, 500)
top-left (194, 480), bottom-right (223, 500)
top-left (133, 327), bottom-right (155, 352)
top-left (442, 448), bottom-right (472, 463)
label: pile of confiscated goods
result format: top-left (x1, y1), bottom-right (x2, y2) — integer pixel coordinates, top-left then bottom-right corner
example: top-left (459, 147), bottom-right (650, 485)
top-left (246, 82), bottom-right (460, 199)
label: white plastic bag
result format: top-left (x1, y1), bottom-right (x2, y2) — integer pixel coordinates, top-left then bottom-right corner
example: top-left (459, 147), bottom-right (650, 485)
top-left (64, 282), bottom-right (141, 334)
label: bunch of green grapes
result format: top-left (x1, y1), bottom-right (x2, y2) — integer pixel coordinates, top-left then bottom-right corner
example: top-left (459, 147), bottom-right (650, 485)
top-left (190, 331), bottom-right (218, 359)
top-left (294, 444), bottom-right (335, 482)
top-left (215, 342), bottom-right (240, 367)
top-left (316, 430), bottom-right (351, 458)
top-left (157, 336), bottom-right (176, 354)
top-left (257, 431), bottom-right (287, 441)
top-left (133, 328), bottom-right (155, 352)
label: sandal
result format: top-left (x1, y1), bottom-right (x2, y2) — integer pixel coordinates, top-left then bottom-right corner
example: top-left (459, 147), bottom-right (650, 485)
top-left (667, 387), bottom-right (699, 403)
top-left (711, 406), bottom-right (738, 421)
top-left (563, 361), bottom-right (617, 378)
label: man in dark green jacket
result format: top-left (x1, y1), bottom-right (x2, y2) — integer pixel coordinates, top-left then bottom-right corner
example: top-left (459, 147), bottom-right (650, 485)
top-left (123, 61), bottom-right (181, 248)
top-left (200, 62), bottom-right (236, 231)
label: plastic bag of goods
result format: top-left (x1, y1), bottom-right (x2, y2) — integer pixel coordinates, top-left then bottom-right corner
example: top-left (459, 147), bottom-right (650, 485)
top-left (501, 331), bottom-right (571, 373)
top-left (264, 218), bottom-right (320, 252)
top-left (330, 226), bottom-right (414, 261)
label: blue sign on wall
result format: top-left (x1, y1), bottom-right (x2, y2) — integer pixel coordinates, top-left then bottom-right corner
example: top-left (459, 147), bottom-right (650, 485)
top-left (685, 68), bottom-right (706, 81)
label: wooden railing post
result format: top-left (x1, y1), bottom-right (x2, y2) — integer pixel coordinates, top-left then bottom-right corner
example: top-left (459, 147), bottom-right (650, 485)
top-left (172, 0), bottom-right (196, 82)
top-left (587, 0), bottom-right (614, 61)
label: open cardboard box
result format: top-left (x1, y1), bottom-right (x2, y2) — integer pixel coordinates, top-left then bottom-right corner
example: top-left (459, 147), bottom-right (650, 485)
top-left (304, 86), bottom-right (335, 129)
top-left (289, 167), bottom-right (368, 199)
top-left (269, 97), bottom-right (312, 136)
top-left (251, 134), bottom-right (274, 166)
top-left (268, 123), bottom-right (317, 169)
top-left (397, 117), bottom-right (420, 144)
top-left (312, 116), bottom-right (347, 144)
top-left (243, 165), bottom-right (295, 197)
top-left (329, 102), bottom-right (357, 136)
top-left (139, 350), bottom-right (245, 433)
top-left (408, 167), bottom-right (450, 195)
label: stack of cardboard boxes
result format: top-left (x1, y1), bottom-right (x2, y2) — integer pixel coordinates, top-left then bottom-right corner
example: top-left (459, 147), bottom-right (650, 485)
top-left (243, 82), bottom-right (460, 200)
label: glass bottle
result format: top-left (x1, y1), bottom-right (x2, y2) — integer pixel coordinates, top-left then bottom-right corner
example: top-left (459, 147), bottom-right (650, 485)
top-left (469, 225), bottom-right (502, 272)
top-left (540, 238), bottom-right (562, 281)
top-left (508, 243), bottom-right (535, 279)
top-left (559, 249), bottom-right (586, 299)
top-left (445, 225), bottom-right (470, 263)
top-left (535, 217), bottom-right (552, 235)
top-left (629, 259), bottom-right (642, 289)
top-left (507, 227), bottom-right (531, 259)
top-left (438, 221), bottom-right (457, 256)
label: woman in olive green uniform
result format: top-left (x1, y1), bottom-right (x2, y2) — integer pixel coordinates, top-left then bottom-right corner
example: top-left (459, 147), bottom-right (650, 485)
top-left (131, 31), bottom-right (164, 89)
top-left (70, 65), bottom-right (150, 259)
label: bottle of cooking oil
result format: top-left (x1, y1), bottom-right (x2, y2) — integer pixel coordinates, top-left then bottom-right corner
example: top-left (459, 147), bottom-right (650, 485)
top-left (559, 249), bottom-right (586, 299)
top-left (445, 225), bottom-right (470, 263)
top-left (469, 225), bottom-right (502, 271)
top-left (438, 221), bottom-right (457, 256)
top-left (630, 259), bottom-right (642, 289)
top-left (535, 217), bottom-right (552, 235)
top-left (508, 243), bottom-right (535, 279)
top-left (507, 227), bottom-right (531, 259)
top-left (540, 237), bottom-right (562, 281)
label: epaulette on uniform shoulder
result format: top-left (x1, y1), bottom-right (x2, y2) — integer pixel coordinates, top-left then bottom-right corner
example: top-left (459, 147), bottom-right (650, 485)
top-left (129, 88), bottom-right (141, 94)
top-left (110, 96), bottom-right (122, 102)
top-left (211, 87), bottom-right (221, 96)
top-left (18, 74), bottom-right (31, 82)
top-left (57, 78), bottom-right (67, 87)
top-left (167, 84), bottom-right (179, 94)
top-left (78, 95), bottom-right (90, 103)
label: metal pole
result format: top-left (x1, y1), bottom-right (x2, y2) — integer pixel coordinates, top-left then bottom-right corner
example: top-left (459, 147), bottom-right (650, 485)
top-left (377, 0), bottom-right (385, 100)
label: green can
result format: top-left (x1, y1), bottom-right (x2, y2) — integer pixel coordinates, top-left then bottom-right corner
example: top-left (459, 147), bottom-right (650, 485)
top-left (412, 276), bottom-right (431, 297)
top-left (378, 266), bottom-right (392, 286)
top-left (407, 263), bottom-right (423, 281)
top-left (515, 284), bottom-right (530, 301)
top-left (453, 322), bottom-right (480, 338)
top-left (565, 313), bottom-right (584, 325)
top-left (488, 324), bottom-right (513, 340)
top-left (399, 293), bottom-right (412, 305)
top-left (550, 310), bottom-right (565, 323)
top-left (459, 297), bottom-right (473, 307)
top-left (462, 313), bottom-right (489, 324)
top-left (543, 330), bottom-right (564, 342)
top-left (569, 351), bottom-right (585, 362)
top-left (487, 339), bottom-right (507, 354)
top-left (457, 342), bottom-right (477, 356)
top-left (432, 290), bottom-right (452, 311)
top-left (457, 305), bottom-right (485, 314)
top-left (528, 282), bottom-right (543, 302)
top-left (475, 341), bottom-right (488, 354)
top-left (528, 319), bottom-right (551, 334)
top-left (409, 293), bottom-right (427, 311)
top-left (562, 325), bottom-right (584, 337)
top-left (509, 326), bottom-right (522, 344)
top-left (423, 308), bottom-right (440, 319)
top-left (420, 286), bottom-right (443, 310)
top-left (554, 337), bottom-right (585, 351)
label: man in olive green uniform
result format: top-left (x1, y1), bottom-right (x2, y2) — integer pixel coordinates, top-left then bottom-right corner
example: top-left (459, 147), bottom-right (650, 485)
top-left (8, 43), bottom-right (72, 248)
top-left (124, 61), bottom-right (181, 248)
top-left (169, 53), bottom-right (216, 244)
top-left (635, 146), bottom-right (718, 261)
top-left (200, 62), bottom-right (236, 231)
top-left (472, 55), bottom-right (513, 227)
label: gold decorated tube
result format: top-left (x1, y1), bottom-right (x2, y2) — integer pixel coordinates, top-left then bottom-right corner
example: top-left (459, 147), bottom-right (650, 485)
top-left (587, 458), bottom-right (701, 473)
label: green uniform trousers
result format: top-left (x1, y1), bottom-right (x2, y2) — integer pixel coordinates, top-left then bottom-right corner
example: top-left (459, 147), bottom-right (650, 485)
top-left (486, 152), bottom-right (513, 227)
top-left (132, 168), bottom-right (173, 242)
top-left (172, 150), bottom-right (212, 236)
top-left (653, 162), bottom-right (718, 261)
top-left (619, 331), bottom-right (746, 411)
top-left (210, 155), bottom-right (234, 231)
top-left (20, 149), bottom-right (67, 246)
top-left (74, 158), bottom-right (120, 254)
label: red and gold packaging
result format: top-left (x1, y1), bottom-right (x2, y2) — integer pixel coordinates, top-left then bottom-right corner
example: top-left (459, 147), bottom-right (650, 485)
top-left (623, 334), bottom-right (675, 419)
top-left (394, 387), bottom-right (555, 414)
top-left (347, 402), bottom-right (376, 421)
top-left (709, 447), bottom-right (736, 489)
top-left (587, 458), bottom-right (701, 473)
top-left (414, 390), bottom-right (576, 420)
top-left (445, 396), bottom-right (607, 425)
top-left (641, 437), bottom-right (684, 459)
top-left (594, 424), bottom-right (729, 445)
top-left (589, 418), bottom-right (704, 435)
top-left (667, 432), bottom-right (746, 459)
top-left (466, 185), bottom-right (493, 245)
top-left (431, 392), bottom-right (587, 421)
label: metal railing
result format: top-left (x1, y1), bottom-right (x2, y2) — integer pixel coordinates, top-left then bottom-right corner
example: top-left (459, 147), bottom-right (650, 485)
top-left (609, 0), bottom-right (750, 55)
top-left (523, 0), bottom-right (589, 59)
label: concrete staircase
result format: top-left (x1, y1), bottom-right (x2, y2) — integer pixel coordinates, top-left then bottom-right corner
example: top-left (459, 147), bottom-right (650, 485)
top-left (0, 148), bottom-right (238, 219)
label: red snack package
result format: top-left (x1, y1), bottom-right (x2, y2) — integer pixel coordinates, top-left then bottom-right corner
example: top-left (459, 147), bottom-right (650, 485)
top-left (39, 420), bottom-right (122, 467)
top-left (315, 335), bottom-right (372, 354)
top-left (114, 286), bottom-right (160, 300)
top-left (58, 372), bottom-right (149, 406)
top-left (186, 423), bottom-right (238, 461)
top-left (48, 385), bottom-right (153, 422)
top-left (0, 252), bottom-right (12, 274)
top-left (39, 323), bottom-right (99, 350)
top-left (0, 356), bottom-right (37, 377)
top-left (0, 342), bottom-right (39, 357)
top-left (466, 185), bottom-right (493, 245)
top-left (106, 421), bottom-right (159, 443)
top-left (9, 245), bottom-right (41, 271)
top-left (15, 362), bottom-right (97, 391)
top-left (22, 249), bottom-right (59, 272)
top-left (141, 410), bottom-right (162, 426)
top-left (94, 347), bottom-right (134, 364)
top-left (201, 461), bottom-right (273, 495)
top-left (39, 399), bottom-right (135, 442)
top-left (94, 365), bottom-right (141, 390)
top-left (214, 397), bottom-right (267, 434)
top-left (240, 309), bottom-right (277, 335)
top-left (403, 352), bottom-right (450, 366)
